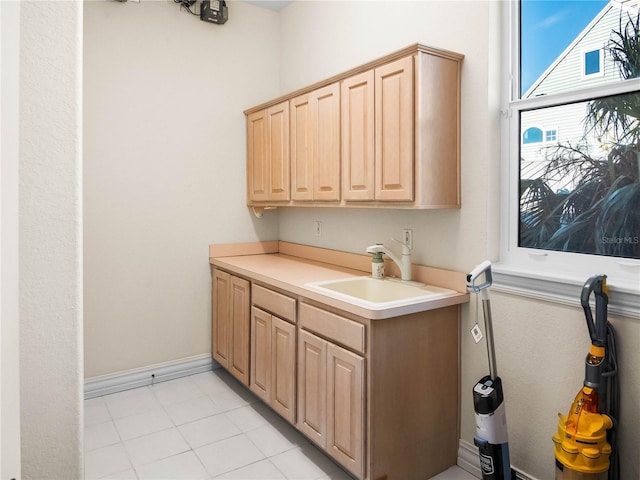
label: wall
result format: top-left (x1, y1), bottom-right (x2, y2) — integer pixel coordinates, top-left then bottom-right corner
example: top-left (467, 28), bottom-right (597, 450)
top-left (82, 1), bottom-right (640, 479)
top-left (277, 1), bottom-right (496, 273)
top-left (19, 1), bottom-right (83, 478)
top-left (276, 2), bottom-right (639, 480)
top-left (83, 0), bottom-right (280, 378)
top-left (1, 1), bottom-right (22, 477)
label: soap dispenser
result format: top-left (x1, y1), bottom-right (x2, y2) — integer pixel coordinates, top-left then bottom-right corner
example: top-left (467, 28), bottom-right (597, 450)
top-left (371, 252), bottom-right (385, 279)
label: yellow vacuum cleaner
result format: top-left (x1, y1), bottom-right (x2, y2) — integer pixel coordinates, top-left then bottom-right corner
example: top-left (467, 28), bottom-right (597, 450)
top-left (553, 274), bottom-right (619, 480)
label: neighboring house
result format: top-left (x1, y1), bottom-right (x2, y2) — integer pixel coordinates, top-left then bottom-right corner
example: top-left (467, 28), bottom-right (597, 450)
top-left (520, 0), bottom-right (639, 191)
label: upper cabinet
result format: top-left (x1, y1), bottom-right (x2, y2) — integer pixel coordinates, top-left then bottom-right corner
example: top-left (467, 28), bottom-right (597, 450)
top-left (342, 56), bottom-right (414, 202)
top-left (244, 43), bottom-right (463, 211)
top-left (247, 101), bottom-right (290, 202)
top-left (290, 83), bottom-right (341, 202)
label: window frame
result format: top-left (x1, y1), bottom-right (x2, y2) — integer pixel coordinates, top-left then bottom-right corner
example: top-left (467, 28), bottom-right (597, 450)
top-left (581, 45), bottom-right (605, 79)
top-left (497, 1), bottom-right (640, 318)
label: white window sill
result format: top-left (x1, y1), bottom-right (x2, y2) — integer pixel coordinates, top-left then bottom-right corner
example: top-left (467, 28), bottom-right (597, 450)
top-left (492, 264), bottom-right (640, 320)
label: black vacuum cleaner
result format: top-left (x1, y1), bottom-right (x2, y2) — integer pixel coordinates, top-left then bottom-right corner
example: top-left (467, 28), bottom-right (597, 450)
top-left (467, 261), bottom-right (514, 480)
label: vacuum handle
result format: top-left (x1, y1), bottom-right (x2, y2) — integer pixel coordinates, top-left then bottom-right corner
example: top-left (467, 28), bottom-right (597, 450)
top-left (580, 274), bottom-right (608, 347)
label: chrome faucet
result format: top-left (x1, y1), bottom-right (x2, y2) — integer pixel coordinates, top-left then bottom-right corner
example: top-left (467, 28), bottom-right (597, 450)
top-left (366, 239), bottom-right (412, 281)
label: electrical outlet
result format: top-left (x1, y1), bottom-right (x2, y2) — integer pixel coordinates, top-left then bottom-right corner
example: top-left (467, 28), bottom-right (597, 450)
top-left (315, 221), bottom-right (322, 236)
top-left (402, 229), bottom-right (413, 249)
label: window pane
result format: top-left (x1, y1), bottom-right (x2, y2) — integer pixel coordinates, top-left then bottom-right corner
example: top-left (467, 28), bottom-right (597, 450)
top-left (584, 49), bottom-right (601, 76)
top-left (523, 127), bottom-right (543, 144)
top-left (521, 1), bottom-right (611, 97)
top-left (545, 129), bottom-right (557, 142)
top-left (519, 91), bottom-right (640, 259)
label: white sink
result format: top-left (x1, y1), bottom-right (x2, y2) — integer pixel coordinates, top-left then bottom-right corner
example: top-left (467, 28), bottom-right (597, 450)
top-left (305, 276), bottom-right (458, 310)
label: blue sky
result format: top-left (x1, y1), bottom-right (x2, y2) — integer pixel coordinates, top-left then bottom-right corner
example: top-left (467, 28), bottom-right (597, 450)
top-left (521, 0), bottom-right (609, 94)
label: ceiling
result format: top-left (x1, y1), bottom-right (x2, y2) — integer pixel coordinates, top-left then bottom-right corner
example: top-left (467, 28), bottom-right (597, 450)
top-left (241, 0), bottom-right (293, 11)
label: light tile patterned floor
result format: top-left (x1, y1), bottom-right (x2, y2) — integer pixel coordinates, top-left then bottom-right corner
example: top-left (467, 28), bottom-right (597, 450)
top-left (84, 368), bottom-right (477, 480)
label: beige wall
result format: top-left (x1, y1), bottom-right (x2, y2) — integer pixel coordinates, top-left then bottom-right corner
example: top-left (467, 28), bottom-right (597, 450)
top-left (83, 0), bottom-right (280, 378)
top-left (82, 1), bottom-right (640, 479)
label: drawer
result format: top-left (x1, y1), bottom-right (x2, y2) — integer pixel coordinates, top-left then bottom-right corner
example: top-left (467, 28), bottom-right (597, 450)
top-left (252, 284), bottom-right (296, 323)
top-left (299, 302), bottom-right (365, 354)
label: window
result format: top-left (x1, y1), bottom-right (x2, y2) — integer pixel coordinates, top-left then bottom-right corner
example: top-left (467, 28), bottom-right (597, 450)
top-left (523, 127), bottom-right (543, 143)
top-left (500, 1), bottom-right (640, 298)
top-left (583, 48), bottom-right (603, 77)
top-left (544, 129), bottom-right (557, 142)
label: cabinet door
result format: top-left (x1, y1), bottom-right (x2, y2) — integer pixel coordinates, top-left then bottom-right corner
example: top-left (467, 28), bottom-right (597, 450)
top-left (250, 306), bottom-right (272, 403)
top-left (290, 94), bottom-right (313, 201)
top-left (311, 83), bottom-right (341, 201)
top-left (297, 330), bottom-right (327, 448)
top-left (327, 343), bottom-right (365, 479)
top-left (375, 55), bottom-right (414, 201)
top-left (229, 275), bottom-right (250, 385)
top-left (291, 84), bottom-right (340, 202)
top-left (267, 102), bottom-right (290, 201)
top-left (271, 317), bottom-right (296, 423)
top-left (247, 110), bottom-right (268, 202)
top-left (341, 70), bottom-right (375, 201)
top-left (212, 269), bottom-right (231, 369)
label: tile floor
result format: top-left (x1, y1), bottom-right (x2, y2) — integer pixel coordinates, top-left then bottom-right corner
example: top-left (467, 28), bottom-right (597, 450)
top-left (84, 368), bottom-right (477, 480)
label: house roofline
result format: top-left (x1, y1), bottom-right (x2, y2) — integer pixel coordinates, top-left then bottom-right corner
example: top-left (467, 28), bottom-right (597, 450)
top-left (523, 0), bottom-right (614, 98)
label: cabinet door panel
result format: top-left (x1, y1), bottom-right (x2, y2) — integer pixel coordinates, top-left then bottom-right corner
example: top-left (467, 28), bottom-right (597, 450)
top-left (212, 270), bottom-right (231, 368)
top-left (267, 102), bottom-right (290, 201)
top-left (341, 70), bottom-right (375, 201)
top-left (312, 83), bottom-right (341, 201)
top-left (247, 110), bottom-right (268, 201)
top-left (327, 343), bottom-right (365, 479)
top-left (271, 317), bottom-right (296, 423)
top-left (229, 276), bottom-right (250, 385)
top-left (250, 307), bottom-right (272, 402)
top-left (297, 330), bottom-right (327, 448)
top-left (375, 55), bottom-right (414, 201)
top-left (291, 94), bottom-right (313, 201)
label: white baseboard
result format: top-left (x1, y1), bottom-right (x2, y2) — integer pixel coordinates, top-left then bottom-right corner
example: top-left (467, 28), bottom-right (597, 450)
top-left (457, 438), bottom-right (538, 480)
top-left (458, 439), bottom-right (482, 478)
top-left (84, 354), bottom-right (218, 399)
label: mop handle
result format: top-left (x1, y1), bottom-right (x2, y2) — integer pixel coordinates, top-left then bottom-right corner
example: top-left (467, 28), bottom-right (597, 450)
top-left (482, 296), bottom-right (499, 380)
top-left (467, 261), bottom-right (498, 380)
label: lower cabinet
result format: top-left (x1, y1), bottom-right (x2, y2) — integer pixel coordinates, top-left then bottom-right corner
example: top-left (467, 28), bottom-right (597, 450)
top-left (212, 268), bottom-right (459, 480)
top-left (250, 284), bottom-right (297, 424)
top-left (211, 269), bottom-right (250, 386)
top-left (298, 329), bottom-right (365, 479)
top-left (250, 307), bottom-right (296, 423)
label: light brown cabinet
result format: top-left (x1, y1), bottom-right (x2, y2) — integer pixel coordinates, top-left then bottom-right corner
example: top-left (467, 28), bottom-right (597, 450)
top-left (297, 299), bottom-right (458, 480)
top-left (211, 269), bottom-right (250, 386)
top-left (342, 55), bottom-right (414, 202)
top-left (298, 328), bottom-right (365, 479)
top-left (290, 83), bottom-right (341, 201)
top-left (212, 256), bottom-right (462, 480)
top-left (250, 285), bottom-right (297, 423)
top-left (247, 101), bottom-right (290, 202)
top-left (373, 55), bottom-right (414, 201)
top-left (245, 43), bottom-right (463, 210)
top-left (341, 69), bottom-right (375, 201)
top-left (297, 329), bottom-right (328, 447)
